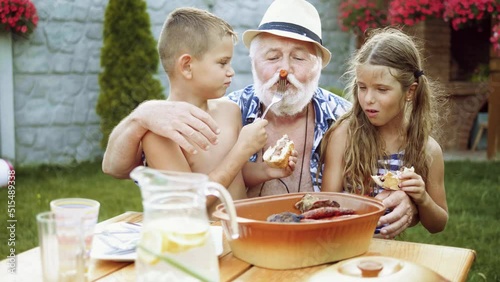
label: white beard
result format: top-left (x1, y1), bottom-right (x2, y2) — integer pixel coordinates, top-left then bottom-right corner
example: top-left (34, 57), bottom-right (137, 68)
top-left (254, 68), bottom-right (320, 117)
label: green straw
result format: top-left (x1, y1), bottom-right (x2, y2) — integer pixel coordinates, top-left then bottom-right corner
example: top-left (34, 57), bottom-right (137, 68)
top-left (137, 244), bottom-right (215, 282)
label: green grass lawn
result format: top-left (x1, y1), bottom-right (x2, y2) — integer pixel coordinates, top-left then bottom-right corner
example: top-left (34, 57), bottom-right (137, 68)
top-left (400, 161), bottom-right (500, 282)
top-left (0, 160), bottom-right (498, 281)
top-left (0, 162), bottom-right (142, 262)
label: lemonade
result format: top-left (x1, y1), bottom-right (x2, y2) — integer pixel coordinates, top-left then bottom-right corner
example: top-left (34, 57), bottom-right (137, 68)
top-left (136, 217), bottom-right (219, 282)
top-left (130, 167), bottom-right (239, 282)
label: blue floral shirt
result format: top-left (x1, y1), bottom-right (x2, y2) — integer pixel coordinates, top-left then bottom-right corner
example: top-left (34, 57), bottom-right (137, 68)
top-left (226, 84), bottom-right (352, 192)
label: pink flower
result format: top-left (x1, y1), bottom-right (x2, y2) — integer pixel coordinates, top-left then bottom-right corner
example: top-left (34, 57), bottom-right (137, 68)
top-left (444, 0), bottom-right (499, 30)
top-left (491, 23), bottom-right (500, 55)
top-left (340, 0), bottom-right (500, 54)
top-left (338, 0), bottom-right (388, 35)
top-left (0, 0), bottom-right (38, 37)
top-left (388, 0), bottom-right (444, 26)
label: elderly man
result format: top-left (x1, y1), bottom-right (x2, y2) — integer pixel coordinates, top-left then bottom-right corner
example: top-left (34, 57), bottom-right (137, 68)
top-left (102, 0), bottom-right (417, 238)
top-left (228, 0), bottom-right (349, 198)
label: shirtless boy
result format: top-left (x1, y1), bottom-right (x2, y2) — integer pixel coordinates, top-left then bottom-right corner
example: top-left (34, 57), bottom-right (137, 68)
top-left (142, 7), bottom-right (269, 212)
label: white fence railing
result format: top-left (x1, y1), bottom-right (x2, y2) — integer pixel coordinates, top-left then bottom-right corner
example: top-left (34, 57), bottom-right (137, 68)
top-left (0, 32), bottom-right (16, 162)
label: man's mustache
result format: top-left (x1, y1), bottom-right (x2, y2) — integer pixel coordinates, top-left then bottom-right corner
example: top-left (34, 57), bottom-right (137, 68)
top-left (262, 72), bottom-right (301, 93)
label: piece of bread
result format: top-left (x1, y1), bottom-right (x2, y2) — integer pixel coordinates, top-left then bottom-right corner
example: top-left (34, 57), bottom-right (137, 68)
top-left (263, 135), bottom-right (294, 168)
top-left (371, 166), bottom-right (415, 190)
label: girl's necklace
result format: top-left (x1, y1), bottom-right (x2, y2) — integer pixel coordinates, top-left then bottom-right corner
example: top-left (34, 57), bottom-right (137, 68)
top-left (259, 105), bottom-right (309, 196)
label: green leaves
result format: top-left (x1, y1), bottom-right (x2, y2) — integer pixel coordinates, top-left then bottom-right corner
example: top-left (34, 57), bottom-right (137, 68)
top-left (96, 0), bottom-right (165, 149)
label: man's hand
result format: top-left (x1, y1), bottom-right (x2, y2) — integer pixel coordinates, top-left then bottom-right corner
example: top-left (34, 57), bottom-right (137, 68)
top-left (136, 100), bottom-right (220, 154)
top-left (375, 190), bottom-right (418, 239)
top-left (102, 100), bottom-right (220, 178)
top-left (266, 149), bottom-right (298, 179)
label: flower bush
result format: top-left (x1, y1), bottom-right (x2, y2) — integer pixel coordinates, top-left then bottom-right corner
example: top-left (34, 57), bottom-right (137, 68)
top-left (443, 0), bottom-right (500, 54)
top-left (491, 20), bottom-right (500, 54)
top-left (338, 0), bottom-right (388, 35)
top-left (443, 0), bottom-right (499, 30)
top-left (0, 0), bottom-right (38, 37)
top-left (339, 0), bottom-right (500, 54)
top-left (388, 0), bottom-right (444, 26)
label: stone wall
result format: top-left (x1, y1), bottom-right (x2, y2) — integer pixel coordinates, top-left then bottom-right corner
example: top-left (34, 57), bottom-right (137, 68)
top-left (8, 0), bottom-right (352, 166)
top-left (12, 0), bottom-right (107, 165)
top-left (444, 82), bottom-right (490, 150)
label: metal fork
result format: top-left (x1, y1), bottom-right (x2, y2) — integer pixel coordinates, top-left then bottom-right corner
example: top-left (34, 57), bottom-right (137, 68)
top-left (261, 78), bottom-right (285, 119)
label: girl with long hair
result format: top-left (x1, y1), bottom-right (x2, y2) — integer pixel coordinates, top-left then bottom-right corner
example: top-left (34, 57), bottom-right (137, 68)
top-left (320, 28), bottom-right (448, 234)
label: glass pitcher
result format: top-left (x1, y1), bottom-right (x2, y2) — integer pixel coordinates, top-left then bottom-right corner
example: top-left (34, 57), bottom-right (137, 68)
top-left (130, 166), bottom-right (239, 282)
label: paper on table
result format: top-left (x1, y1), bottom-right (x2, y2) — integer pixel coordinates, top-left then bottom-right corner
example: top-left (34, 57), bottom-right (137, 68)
top-left (91, 223), bottom-right (223, 261)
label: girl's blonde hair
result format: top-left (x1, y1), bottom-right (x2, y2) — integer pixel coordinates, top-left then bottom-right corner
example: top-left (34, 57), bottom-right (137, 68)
top-left (158, 7), bottom-right (237, 76)
top-left (320, 27), bottom-right (447, 194)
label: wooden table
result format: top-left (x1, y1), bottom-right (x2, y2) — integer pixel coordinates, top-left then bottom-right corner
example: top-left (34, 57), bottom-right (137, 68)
top-left (1, 211), bottom-right (476, 282)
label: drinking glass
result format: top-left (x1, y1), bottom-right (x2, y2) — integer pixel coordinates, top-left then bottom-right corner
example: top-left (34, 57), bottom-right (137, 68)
top-left (37, 211), bottom-right (86, 282)
top-left (49, 198), bottom-right (100, 281)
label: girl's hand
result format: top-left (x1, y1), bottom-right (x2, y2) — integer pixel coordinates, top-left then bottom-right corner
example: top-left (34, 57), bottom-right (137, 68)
top-left (399, 171), bottom-right (428, 205)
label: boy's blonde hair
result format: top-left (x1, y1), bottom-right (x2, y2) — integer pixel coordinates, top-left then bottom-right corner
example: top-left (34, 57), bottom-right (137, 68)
top-left (158, 7), bottom-right (237, 76)
top-left (320, 27), bottom-right (447, 195)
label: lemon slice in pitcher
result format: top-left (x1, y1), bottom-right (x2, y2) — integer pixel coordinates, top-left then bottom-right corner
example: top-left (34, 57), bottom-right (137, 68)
top-left (137, 218), bottom-right (210, 264)
top-left (165, 228), bottom-right (208, 252)
top-left (137, 229), bottom-right (163, 265)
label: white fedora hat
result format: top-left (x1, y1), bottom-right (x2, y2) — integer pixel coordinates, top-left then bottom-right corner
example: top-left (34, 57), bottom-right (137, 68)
top-left (242, 0), bottom-right (331, 68)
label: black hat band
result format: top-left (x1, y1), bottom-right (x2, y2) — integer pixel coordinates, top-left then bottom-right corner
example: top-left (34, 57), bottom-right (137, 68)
top-left (258, 22), bottom-right (322, 45)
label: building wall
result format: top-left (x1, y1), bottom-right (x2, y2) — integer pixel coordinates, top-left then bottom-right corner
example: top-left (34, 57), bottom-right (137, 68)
top-left (488, 40), bottom-right (500, 159)
top-left (12, 0), bottom-right (107, 165)
top-left (404, 19), bottom-right (493, 151)
top-left (404, 18), bottom-right (450, 84)
top-left (9, 0), bottom-right (352, 166)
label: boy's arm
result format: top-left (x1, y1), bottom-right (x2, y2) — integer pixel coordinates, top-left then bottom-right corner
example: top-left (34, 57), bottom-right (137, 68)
top-left (208, 119), bottom-right (268, 188)
top-left (143, 129), bottom-right (229, 208)
top-left (102, 100), bottom-right (220, 179)
top-left (142, 131), bottom-right (191, 172)
top-left (102, 112), bottom-right (147, 179)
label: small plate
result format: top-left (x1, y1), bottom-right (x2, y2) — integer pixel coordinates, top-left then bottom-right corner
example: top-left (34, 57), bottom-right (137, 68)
top-left (91, 223), bottom-right (223, 261)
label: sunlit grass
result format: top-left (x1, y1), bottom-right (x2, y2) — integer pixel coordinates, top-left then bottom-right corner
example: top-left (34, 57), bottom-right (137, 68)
top-left (400, 161), bottom-right (500, 282)
top-left (0, 162), bottom-right (141, 260)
